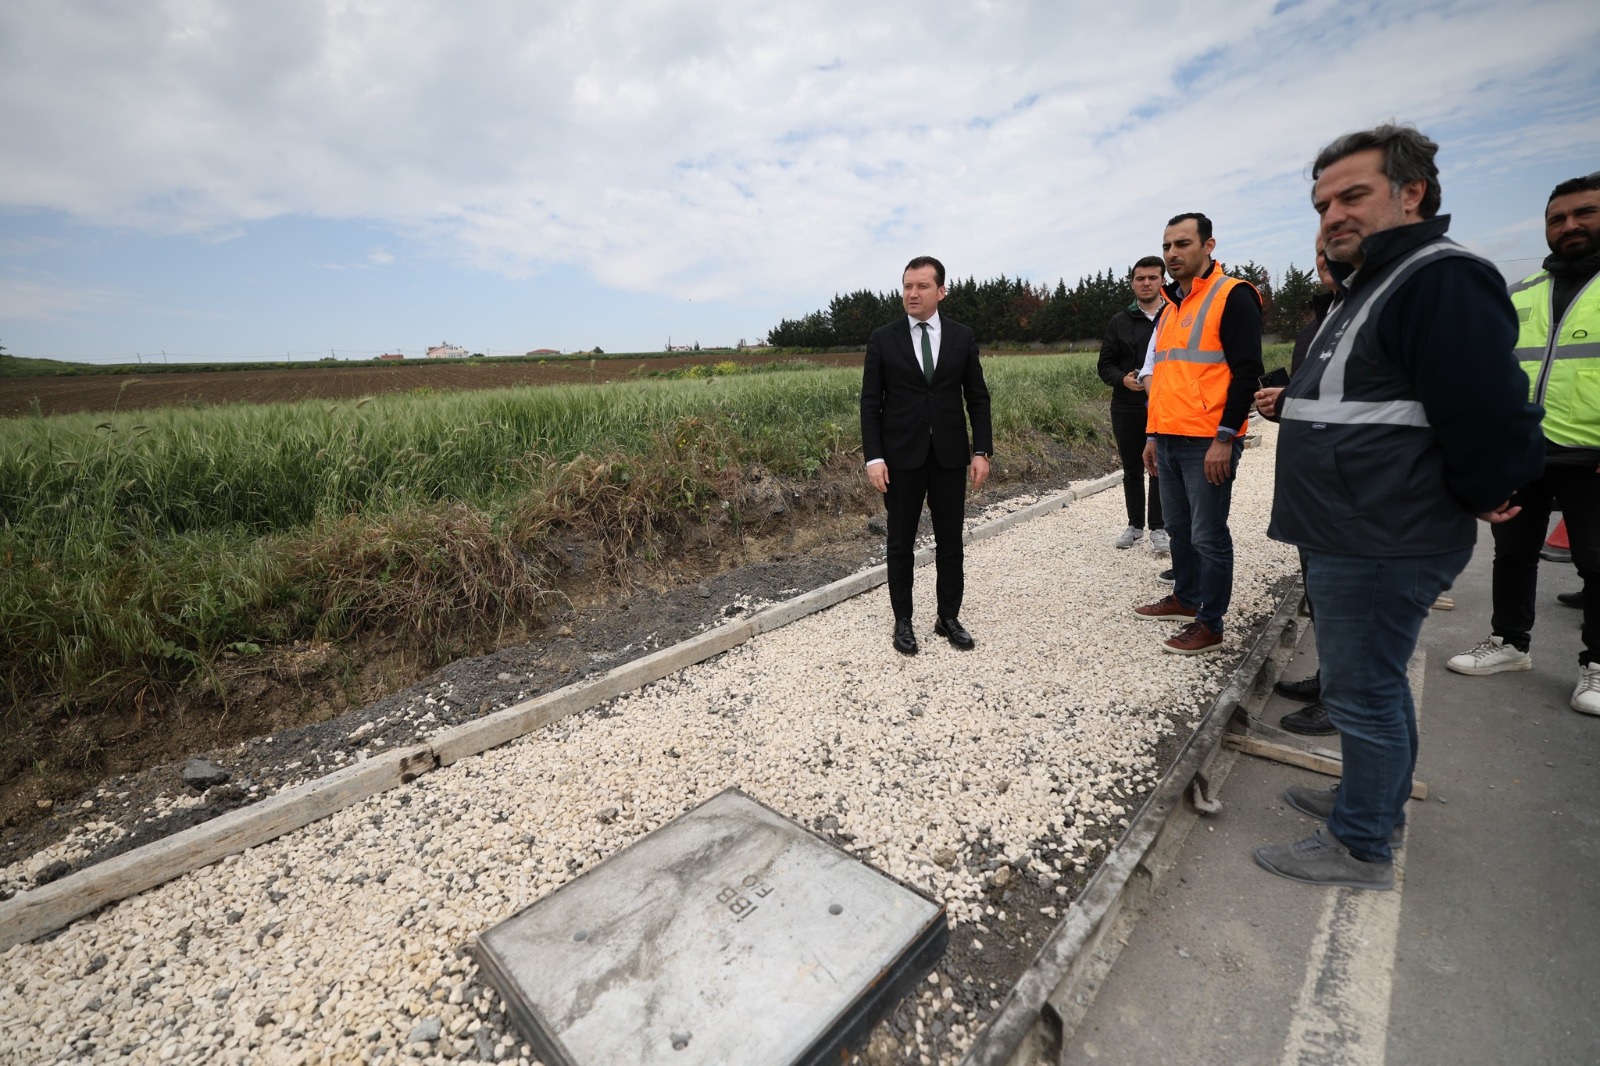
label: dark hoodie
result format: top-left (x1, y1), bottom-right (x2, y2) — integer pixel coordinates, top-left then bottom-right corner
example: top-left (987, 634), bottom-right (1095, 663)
top-left (1096, 301), bottom-right (1160, 411)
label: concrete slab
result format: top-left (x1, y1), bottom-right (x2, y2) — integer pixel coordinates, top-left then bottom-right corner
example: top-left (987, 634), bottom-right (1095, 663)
top-left (475, 788), bottom-right (946, 1066)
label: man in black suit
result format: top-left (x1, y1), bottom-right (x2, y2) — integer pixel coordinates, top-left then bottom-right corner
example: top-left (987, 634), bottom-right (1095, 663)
top-left (860, 255), bottom-right (993, 655)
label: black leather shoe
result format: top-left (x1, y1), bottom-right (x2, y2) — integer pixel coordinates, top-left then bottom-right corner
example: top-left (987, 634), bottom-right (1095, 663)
top-left (934, 617), bottom-right (975, 650)
top-left (1558, 589), bottom-right (1585, 609)
top-left (1280, 701), bottom-right (1338, 736)
top-left (1274, 671), bottom-right (1321, 702)
top-left (893, 618), bottom-right (919, 655)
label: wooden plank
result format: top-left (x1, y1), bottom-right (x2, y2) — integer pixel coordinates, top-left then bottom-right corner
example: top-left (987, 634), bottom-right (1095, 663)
top-left (430, 684), bottom-right (608, 767)
top-left (432, 619), bottom-right (755, 766)
top-left (1069, 471), bottom-right (1125, 500)
top-left (965, 491), bottom-right (1073, 544)
top-left (1222, 733), bottom-right (1428, 800)
top-left (0, 745), bottom-right (434, 952)
top-left (748, 568), bottom-right (885, 635)
top-left (583, 619), bottom-right (755, 699)
top-left (963, 474), bottom-right (1119, 548)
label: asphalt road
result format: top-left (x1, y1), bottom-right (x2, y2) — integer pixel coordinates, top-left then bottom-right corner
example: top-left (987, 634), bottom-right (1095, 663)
top-left (1062, 522), bottom-right (1600, 1066)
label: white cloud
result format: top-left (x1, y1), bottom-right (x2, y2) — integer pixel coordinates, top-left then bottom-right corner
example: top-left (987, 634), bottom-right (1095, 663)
top-left (1, 0), bottom-right (1596, 311)
top-left (310, 246), bottom-right (396, 270)
top-left (0, 234), bottom-right (66, 258)
top-left (0, 272), bottom-right (131, 322)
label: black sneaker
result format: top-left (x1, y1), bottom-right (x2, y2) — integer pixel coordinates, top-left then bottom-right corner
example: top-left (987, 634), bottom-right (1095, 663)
top-left (1558, 589), bottom-right (1585, 609)
top-left (1280, 702), bottom-right (1337, 736)
top-left (1274, 671), bottom-right (1321, 702)
top-left (1157, 568), bottom-right (1175, 585)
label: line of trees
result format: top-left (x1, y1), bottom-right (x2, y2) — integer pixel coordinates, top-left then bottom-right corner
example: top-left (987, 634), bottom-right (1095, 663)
top-left (766, 262), bottom-right (1322, 349)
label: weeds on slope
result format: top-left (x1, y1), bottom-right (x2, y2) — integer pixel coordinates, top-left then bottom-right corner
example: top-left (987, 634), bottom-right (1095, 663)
top-left (0, 349), bottom-right (1287, 727)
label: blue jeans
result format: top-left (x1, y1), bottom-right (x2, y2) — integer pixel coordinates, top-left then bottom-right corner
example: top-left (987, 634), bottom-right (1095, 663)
top-left (1304, 548), bottom-right (1472, 862)
top-left (1156, 435), bottom-right (1242, 631)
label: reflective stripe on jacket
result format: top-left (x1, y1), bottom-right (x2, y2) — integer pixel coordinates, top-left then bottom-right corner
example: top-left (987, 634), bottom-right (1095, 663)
top-left (1509, 269), bottom-right (1600, 448)
top-left (1273, 232), bottom-right (1525, 555)
top-left (1148, 270), bottom-right (1251, 437)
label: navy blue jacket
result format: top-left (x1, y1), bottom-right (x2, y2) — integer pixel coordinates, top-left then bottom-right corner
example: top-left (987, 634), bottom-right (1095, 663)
top-left (1269, 216), bottom-right (1544, 555)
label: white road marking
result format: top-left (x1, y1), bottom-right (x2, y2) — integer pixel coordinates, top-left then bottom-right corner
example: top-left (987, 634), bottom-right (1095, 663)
top-left (1276, 649), bottom-right (1425, 1066)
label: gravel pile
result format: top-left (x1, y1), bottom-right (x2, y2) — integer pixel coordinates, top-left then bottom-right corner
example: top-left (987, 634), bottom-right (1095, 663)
top-left (1, 426), bottom-right (1296, 1065)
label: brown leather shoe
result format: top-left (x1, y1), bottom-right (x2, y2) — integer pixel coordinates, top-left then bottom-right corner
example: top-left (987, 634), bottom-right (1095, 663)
top-left (1163, 620), bottom-right (1223, 655)
top-left (1133, 595), bottom-right (1197, 620)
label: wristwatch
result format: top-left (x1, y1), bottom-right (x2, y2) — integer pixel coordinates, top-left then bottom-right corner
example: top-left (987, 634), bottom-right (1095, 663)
top-left (1214, 429), bottom-right (1233, 443)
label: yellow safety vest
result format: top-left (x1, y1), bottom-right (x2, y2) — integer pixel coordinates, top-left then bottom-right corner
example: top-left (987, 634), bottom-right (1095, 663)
top-left (1509, 269), bottom-right (1600, 448)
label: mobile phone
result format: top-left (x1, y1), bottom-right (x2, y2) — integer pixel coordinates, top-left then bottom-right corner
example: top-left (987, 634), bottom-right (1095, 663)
top-left (1258, 367), bottom-right (1290, 390)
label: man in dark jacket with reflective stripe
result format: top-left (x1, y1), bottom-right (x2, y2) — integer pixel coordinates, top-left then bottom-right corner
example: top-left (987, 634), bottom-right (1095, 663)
top-left (1253, 125), bottom-right (1544, 891)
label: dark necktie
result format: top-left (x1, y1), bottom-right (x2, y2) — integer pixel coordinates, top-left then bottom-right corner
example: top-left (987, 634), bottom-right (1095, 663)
top-left (918, 322), bottom-right (934, 383)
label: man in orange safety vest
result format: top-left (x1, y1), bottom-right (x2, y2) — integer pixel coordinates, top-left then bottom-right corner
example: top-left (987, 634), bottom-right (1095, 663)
top-left (1132, 212), bottom-right (1264, 655)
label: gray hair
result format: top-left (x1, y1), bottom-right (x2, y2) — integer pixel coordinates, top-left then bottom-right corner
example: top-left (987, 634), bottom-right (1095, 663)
top-left (1311, 124), bottom-right (1442, 219)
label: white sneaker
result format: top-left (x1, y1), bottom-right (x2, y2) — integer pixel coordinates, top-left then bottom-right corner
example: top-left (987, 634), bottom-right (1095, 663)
top-left (1446, 635), bottom-right (1532, 676)
top-left (1573, 663), bottom-right (1600, 716)
top-left (1114, 526), bottom-right (1143, 549)
top-left (1149, 528), bottom-right (1171, 554)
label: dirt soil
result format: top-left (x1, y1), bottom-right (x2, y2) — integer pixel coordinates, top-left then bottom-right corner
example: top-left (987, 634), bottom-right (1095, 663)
top-left (0, 352), bottom-right (884, 418)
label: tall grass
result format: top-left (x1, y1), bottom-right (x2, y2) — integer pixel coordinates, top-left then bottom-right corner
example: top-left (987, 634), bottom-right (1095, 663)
top-left (0, 348), bottom-right (1288, 713)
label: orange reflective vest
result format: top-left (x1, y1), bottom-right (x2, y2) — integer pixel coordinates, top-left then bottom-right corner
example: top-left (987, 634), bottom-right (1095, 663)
top-left (1147, 269), bottom-right (1252, 437)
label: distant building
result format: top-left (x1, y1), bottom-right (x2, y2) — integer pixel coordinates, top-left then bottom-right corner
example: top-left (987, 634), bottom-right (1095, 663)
top-left (426, 342), bottom-right (468, 359)
top-left (526, 348), bottom-right (561, 356)
top-left (379, 352), bottom-right (404, 361)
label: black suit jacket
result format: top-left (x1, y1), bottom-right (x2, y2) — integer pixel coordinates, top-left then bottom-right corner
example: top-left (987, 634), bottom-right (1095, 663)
top-left (860, 315), bottom-right (993, 470)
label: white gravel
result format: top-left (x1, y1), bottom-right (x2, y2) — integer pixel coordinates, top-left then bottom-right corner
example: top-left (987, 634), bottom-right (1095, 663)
top-left (1, 425), bottom-right (1297, 1065)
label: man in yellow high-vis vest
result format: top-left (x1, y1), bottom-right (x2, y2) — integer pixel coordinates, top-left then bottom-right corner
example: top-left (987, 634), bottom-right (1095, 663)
top-left (1447, 173), bottom-right (1600, 715)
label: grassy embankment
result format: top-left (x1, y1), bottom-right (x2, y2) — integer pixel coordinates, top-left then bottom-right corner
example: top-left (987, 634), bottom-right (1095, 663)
top-left (0, 347), bottom-right (1290, 722)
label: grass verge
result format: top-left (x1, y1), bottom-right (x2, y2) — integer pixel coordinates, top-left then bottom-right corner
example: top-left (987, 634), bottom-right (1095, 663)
top-left (0, 346), bottom-right (1289, 736)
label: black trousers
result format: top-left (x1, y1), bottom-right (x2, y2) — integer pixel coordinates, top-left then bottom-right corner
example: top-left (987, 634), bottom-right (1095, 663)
top-left (1111, 406), bottom-right (1163, 530)
top-left (884, 454), bottom-right (967, 621)
top-left (1491, 463), bottom-right (1600, 664)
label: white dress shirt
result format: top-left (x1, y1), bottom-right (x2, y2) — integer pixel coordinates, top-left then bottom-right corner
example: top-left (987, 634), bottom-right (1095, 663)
top-left (1139, 309), bottom-right (1160, 383)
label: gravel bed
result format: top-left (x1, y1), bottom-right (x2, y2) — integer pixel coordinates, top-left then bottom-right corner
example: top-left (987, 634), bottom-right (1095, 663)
top-left (1, 426), bottom-right (1296, 1065)
top-left (1, 564), bottom-right (865, 898)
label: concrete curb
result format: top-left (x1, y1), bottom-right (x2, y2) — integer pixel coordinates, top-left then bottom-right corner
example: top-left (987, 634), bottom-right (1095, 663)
top-left (0, 746), bottom-right (435, 953)
top-left (960, 579), bottom-right (1304, 1065)
top-left (0, 473), bottom-right (1123, 951)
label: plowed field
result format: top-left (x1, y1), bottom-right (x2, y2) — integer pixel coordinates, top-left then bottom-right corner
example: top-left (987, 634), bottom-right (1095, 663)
top-left (0, 352), bottom-right (874, 417)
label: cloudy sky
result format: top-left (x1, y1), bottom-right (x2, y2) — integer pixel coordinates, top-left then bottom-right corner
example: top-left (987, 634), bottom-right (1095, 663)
top-left (2, 0), bottom-right (1597, 362)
